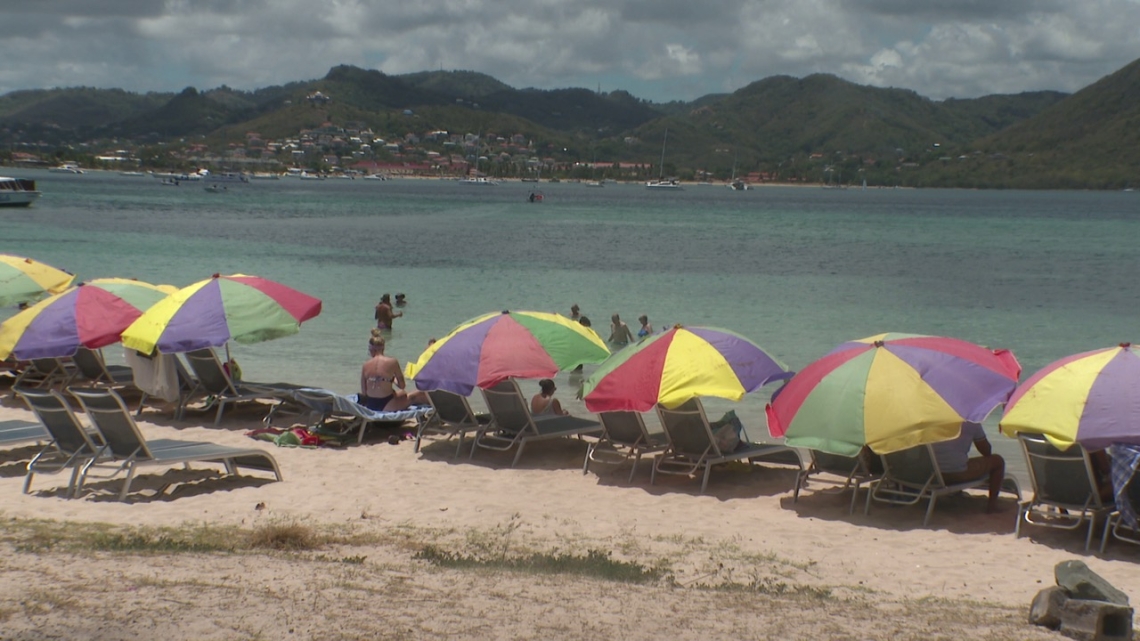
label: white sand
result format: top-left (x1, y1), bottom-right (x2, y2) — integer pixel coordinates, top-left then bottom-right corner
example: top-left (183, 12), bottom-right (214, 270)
top-left (0, 394), bottom-right (1133, 640)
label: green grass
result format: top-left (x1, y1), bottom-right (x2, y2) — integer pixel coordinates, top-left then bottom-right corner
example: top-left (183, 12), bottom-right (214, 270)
top-left (414, 545), bottom-right (662, 584)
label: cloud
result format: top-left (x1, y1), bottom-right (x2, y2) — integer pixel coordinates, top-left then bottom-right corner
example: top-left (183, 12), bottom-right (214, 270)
top-left (0, 0), bottom-right (1137, 102)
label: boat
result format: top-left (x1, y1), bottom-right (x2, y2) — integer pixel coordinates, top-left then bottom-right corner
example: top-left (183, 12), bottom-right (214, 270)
top-left (460, 176), bottom-right (497, 185)
top-left (196, 169), bottom-right (248, 183)
top-left (119, 171), bottom-right (146, 177)
top-left (646, 129), bottom-right (683, 190)
top-left (728, 154), bottom-right (749, 190)
top-left (0, 177), bottom-right (41, 207)
top-left (49, 163), bottom-right (84, 174)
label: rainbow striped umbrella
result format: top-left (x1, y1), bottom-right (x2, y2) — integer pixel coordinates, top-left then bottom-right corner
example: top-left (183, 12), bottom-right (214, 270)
top-left (405, 310), bottom-right (609, 395)
top-left (582, 325), bottom-right (792, 412)
top-left (0, 278), bottom-right (176, 360)
top-left (767, 333), bottom-right (1021, 456)
top-left (0, 255), bottom-right (74, 307)
top-left (1000, 343), bottom-right (1140, 450)
top-left (121, 273), bottom-right (322, 354)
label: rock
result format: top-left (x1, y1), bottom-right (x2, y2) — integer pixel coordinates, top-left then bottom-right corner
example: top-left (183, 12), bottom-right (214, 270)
top-left (1029, 586), bottom-right (1067, 629)
top-left (1055, 560), bottom-right (1130, 605)
top-left (1058, 598), bottom-right (1133, 641)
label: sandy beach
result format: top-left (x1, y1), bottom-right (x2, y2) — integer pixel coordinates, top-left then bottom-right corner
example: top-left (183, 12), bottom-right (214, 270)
top-left (0, 389), bottom-right (1135, 641)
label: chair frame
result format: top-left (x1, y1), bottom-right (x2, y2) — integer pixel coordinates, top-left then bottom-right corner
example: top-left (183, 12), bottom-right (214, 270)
top-left (793, 449), bottom-right (881, 514)
top-left (184, 348), bottom-right (301, 425)
top-left (583, 411), bottom-right (669, 482)
top-left (68, 387), bottom-right (282, 501)
top-left (283, 388), bottom-right (431, 445)
top-left (134, 352), bottom-right (204, 420)
top-left (12, 357), bottom-right (75, 390)
top-left (475, 379), bottom-right (603, 468)
top-left (416, 389), bottom-right (491, 457)
top-left (652, 398), bottom-right (802, 494)
top-left (1100, 462), bottom-right (1140, 553)
top-left (865, 443), bottom-right (1019, 527)
top-left (71, 347), bottom-right (135, 389)
top-left (1016, 434), bottom-right (1111, 551)
top-left (14, 387), bottom-right (106, 497)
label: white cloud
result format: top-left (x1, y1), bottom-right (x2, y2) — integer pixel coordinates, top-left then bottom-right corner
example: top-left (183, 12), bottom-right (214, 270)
top-left (0, 0), bottom-right (1138, 102)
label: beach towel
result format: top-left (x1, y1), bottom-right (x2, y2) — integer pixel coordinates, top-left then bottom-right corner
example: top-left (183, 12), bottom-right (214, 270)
top-left (291, 388), bottom-right (431, 422)
top-left (1109, 444), bottom-right (1140, 528)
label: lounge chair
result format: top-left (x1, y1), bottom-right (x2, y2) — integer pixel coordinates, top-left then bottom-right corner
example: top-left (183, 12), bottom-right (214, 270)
top-left (183, 348), bottom-right (305, 425)
top-left (865, 443), bottom-right (1020, 527)
top-left (68, 387), bottom-right (283, 501)
top-left (474, 379), bottom-right (603, 468)
top-left (583, 411), bottom-right (669, 482)
top-left (14, 387), bottom-right (106, 497)
top-left (415, 389), bottom-right (491, 457)
top-left (286, 388), bottom-right (434, 445)
top-left (1017, 434), bottom-right (1111, 550)
top-left (72, 347), bottom-right (135, 388)
top-left (652, 398), bottom-right (802, 494)
top-left (793, 449), bottom-right (882, 514)
top-left (12, 357), bottom-right (75, 390)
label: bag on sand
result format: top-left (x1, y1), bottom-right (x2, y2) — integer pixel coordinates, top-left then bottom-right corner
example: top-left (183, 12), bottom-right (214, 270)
top-left (710, 410), bottom-right (744, 453)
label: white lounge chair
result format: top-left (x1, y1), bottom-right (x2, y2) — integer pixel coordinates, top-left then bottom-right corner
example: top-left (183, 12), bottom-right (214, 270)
top-left (184, 348), bottom-right (304, 425)
top-left (475, 379), bottom-right (602, 468)
top-left (866, 443), bottom-right (1020, 527)
top-left (286, 388), bottom-right (434, 445)
top-left (653, 398), bottom-right (802, 494)
top-left (15, 387), bottom-right (105, 497)
top-left (416, 389), bottom-right (491, 457)
top-left (68, 387), bottom-right (283, 501)
top-left (1016, 434), bottom-right (1111, 550)
top-left (793, 449), bottom-right (882, 514)
top-left (583, 411), bottom-right (669, 482)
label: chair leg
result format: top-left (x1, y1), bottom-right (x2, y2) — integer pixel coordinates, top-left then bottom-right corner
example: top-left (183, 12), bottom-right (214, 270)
top-left (1085, 519), bottom-right (1097, 552)
top-left (66, 465), bottom-right (82, 499)
top-left (511, 441), bottom-right (526, 468)
top-left (650, 458), bottom-right (658, 485)
top-left (628, 452), bottom-right (641, 483)
top-left (22, 471), bottom-right (34, 494)
top-left (700, 465), bottom-right (711, 494)
top-left (453, 432), bottom-right (465, 459)
top-left (136, 392), bottom-right (149, 417)
top-left (119, 465), bottom-right (138, 502)
top-left (214, 401), bottom-right (226, 426)
top-left (923, 495), bottom-right (937, 527)
top-left (582, 442), bottom-right (595, 475)
top-left (1101, 514), bottom-right (1116, 554)
top-left (848, 482), bottom-right (861, 515)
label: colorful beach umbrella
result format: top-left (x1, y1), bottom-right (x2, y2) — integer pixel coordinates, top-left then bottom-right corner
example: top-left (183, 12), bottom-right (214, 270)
top-left (767, 333), bottom-right (1021, 456)
top-left (405, 310), bottom-right (610, 396)
top-left (120, 273), bottom-right (322, 354)
top-left (1000, 343), bottom-right (1140, 451)
top-left (0, 278), bottom-right (176, 360)
top-left (0, 255), bottom-right (75, 307)
top-left (582, 325), bottom-right (793, 413)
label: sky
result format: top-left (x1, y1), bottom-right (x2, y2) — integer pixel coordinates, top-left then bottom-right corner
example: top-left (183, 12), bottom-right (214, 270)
top-left (3, 0), bottom-right (1140, 103)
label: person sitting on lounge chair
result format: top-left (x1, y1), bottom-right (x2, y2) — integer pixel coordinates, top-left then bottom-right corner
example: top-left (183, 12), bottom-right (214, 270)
top-left (530, 378), bottom-right (569, 416)
top-left (931, 421), bottom-right (1005, 512)
top-left (360, 333), bottom-right (426, 411)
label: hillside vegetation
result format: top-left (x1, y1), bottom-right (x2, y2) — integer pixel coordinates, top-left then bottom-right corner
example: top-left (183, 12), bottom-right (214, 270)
top-left (3, 59), bottom-right (1139, 188)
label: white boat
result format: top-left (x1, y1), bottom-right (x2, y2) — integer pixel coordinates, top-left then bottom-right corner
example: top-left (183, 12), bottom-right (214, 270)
top-left (196, 169), bottom-right (248, 183)
top-left (584, 180), bottom-right (604, 187)
top-left (729, 179), bottom-right (750, 191)
top-left (49, 163), bottom-right (84, 174)
top-left (0, 177), bottom-right (41, 207)
top-left (249, 172), bottom-right (281, 180)
top-left (119, 171), bottom-right (146, 177)
top-left (460, 177), bottom-right (497, 185)
top-left (646, 129), bottom-right (682, 190)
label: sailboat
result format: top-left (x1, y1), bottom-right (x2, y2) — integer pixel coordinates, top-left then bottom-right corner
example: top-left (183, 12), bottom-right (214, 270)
top-left (728, 153), bottom-right (749, 191)
top-left (646, 129), bottom-right (683, 190)
top-left (585, 151), bottom-right (604, 187)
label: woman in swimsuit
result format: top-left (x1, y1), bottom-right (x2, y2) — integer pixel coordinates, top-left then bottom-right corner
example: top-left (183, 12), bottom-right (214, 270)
top-left (637, 315), bottom-right (652, 339)
top-left (359, 334), bottom-right (426, 411)
top-left (530, 378), bottom-right (569, 416)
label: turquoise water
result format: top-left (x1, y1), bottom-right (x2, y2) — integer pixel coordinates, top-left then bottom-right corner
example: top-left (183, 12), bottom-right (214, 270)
top-left (6, 170), bottom-right (1140, 484)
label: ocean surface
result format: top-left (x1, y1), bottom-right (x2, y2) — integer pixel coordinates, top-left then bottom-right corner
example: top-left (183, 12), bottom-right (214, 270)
top-left (5, 169), bottom-right (1140, 486)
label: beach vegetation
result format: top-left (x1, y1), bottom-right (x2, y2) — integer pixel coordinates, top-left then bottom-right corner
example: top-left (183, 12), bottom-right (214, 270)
top-left (414, 545), bottom-right (663, 584)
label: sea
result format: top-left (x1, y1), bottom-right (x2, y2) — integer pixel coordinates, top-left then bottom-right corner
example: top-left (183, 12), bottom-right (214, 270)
top-left (5, 169), bottom-right (1140, 486)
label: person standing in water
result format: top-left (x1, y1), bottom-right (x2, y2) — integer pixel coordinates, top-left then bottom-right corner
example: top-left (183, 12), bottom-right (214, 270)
top-left (374, 293), bottom-right (402, 330)
top-left (609, 313), bottom-right (633, 347)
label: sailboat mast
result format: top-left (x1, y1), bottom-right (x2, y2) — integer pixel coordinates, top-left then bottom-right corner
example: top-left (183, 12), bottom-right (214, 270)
top-left (659, 129), bottom-right (668, 179)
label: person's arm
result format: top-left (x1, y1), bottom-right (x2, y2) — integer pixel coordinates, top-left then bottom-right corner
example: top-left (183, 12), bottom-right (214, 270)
top-left (394, 363), bottom-right (407, 390)
top-left (973, 435), bottom-right (993, 456)
top-left (360, 365), bottom-right (368, 396)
